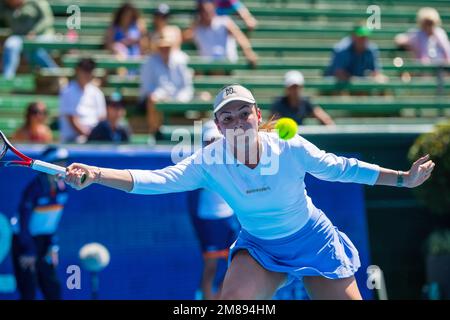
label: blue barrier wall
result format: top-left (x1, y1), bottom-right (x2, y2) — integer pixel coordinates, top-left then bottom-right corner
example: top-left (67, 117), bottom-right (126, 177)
top-left (0, 146), bottom-right (373, 299)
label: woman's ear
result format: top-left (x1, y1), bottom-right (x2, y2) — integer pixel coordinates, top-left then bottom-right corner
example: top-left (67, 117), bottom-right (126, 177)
top-left (256, 105), bottom-right (262, 124)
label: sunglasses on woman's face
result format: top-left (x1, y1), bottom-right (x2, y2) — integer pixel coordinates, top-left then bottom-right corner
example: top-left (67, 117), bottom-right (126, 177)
top-left (30, 109), bottom-right (48, 116)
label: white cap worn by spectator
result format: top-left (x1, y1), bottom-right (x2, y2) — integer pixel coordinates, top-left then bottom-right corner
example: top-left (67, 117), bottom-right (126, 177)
top-left (213, 84), bottom-right (256, 114)
top-left (284, 70), bottom-right (304, 87)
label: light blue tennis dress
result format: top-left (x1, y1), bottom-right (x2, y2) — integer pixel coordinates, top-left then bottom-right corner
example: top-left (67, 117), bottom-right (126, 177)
top-left (128, 132), bottom-right (380, 283)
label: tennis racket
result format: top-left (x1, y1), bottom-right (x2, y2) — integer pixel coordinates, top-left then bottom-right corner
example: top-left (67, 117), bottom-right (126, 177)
top-left (0, 130), bottom-right (86, 183)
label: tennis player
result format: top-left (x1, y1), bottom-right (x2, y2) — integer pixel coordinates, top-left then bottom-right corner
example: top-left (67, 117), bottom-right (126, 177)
top-left (64, 85), bottom-right (435, 300)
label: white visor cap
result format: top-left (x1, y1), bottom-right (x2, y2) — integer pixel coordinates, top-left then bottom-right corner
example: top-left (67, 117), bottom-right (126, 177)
top-left (213, 84), bottom-right (256, 114)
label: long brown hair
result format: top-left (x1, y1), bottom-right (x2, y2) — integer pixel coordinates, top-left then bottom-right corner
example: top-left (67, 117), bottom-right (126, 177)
top-left (112, 3), bottom-right (139, 27)
top-left (23, 102), bottom-right (46, 129)
top-left (258, 114), bottom-right (277, 132)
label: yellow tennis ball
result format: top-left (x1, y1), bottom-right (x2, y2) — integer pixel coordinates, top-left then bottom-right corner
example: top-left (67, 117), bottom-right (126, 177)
top-left (275, 118), bottom-right (298, 140)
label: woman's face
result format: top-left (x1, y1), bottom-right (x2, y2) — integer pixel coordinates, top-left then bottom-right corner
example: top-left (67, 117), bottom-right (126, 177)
top-left (153, 15), bottom-right (166, 29)
top-left (30, 103), bottom-right (48, 124)
top-left (121, 9), bottom-right (134, 27)
top-left (198, 3), bottom-right (215, 25)
top-left (158, 45), bottom-right (171, 61)
top-left (214, 101), bottom-right (261, 140)
top-left (421, 19), bottom-right (435, 35)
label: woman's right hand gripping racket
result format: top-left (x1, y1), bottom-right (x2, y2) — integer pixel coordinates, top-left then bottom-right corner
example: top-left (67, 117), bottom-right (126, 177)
top-left (0, 130), bottom-right (86, 183)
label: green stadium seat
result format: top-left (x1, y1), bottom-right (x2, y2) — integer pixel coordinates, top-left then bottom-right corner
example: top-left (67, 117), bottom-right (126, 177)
top-left (0, 75), bottom-right (35, 93)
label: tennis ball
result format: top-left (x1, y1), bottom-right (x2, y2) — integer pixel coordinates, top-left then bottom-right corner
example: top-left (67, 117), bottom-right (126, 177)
top-left (275, 117), bottom-right (298, 140)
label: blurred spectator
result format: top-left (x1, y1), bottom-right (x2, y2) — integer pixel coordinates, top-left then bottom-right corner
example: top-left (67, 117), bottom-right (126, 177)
top-left (214, 0), bottom-right (258, 32)
top-left (149, 3), bottom-right (182, 52)
top-left (0, 0), bottom-right (57, 79)
top-left (324, 24), bottom-right (387, 82)
top-left (395, 7), bottom-right (450, 64)
top-left (88, 92), bottom-right (131, 143)
top-left (104, 3), bottom-right (148, 59)
top-left (59, 58), bottom-right (106, 143)
top-left (183, 0), bottom-right (258, 66)
top-left (188, 121), bottom-right (240, 300)
top-left (12, 101), bottom-right (53, 143)
top-left (140, 31), bottom-right (194, 135)
top-left (11, 146), bottom-right (69, 300)
top-left (271, 71), bottom-right (334, 126)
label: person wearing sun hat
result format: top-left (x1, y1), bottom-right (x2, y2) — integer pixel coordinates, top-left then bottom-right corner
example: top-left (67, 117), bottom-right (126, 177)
top-left (395, 7), bottom-right (450, 64)
top-left (139, 30), bottom-right (194, 136)
top-left (150, 3), bottom-right (183, 51)
top-left (324, 22), bottom-right (387, 82)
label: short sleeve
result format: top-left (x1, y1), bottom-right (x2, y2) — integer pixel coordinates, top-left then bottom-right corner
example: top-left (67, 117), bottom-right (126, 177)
top-left (96, 89), bottom-right (107, 118)
top-left (370, 44), bottom-right (381, 72)
top-left (303, 97), bottom-right (314, 115)
top-left (139, 57), bottom-right (157, 99)
top-left (331, 49), bottom-right (351, 74)
top-left (59, 85), bottom-right (77, 116)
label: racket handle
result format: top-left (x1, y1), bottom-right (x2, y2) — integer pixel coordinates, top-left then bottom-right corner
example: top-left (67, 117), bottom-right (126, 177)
top-left (31, 160), bottom-right (66, 176)
top-left (32, 160), bottom-right (87, 184)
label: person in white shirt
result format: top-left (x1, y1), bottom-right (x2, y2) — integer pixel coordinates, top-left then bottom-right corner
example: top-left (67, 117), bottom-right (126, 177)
top-left (59, 58), bottom-right (106, 143)
top-left (64, 84), bottom-right (435, 300)
top-left (183, 0), bottom-right (257, 67)
top-left (140, 31), bottom-right (194, 135)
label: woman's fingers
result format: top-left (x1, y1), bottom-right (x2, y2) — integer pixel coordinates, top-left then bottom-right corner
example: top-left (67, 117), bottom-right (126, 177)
top-left (65, 163), bottom-right (89, 189)
top-left (425, 162), bottom-right (435, 173)
top-left (419, 160), bottom-right (435, 173)
top-left (413, 154), bottom-right (430, 167)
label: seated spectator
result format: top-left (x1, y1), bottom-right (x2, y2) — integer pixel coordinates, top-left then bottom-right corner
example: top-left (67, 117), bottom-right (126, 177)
top-left (104, 2), bottom-right (148, 59)
top-left (59, 58), bottom-right (106, 143)
top-left (140, 31), bottom-right (194, 135)
top-left (12, 101), bottom-right (53, 143)
top-left (183, 0), bottom-right (257, 66)
top-left (0, 0), bottom-right (57, 79)
top-left (214, 0), bottom-right (258, 32)
top-left (395, 7), bottom-right (450, 64)
top-left (271, 71), bottom-right (335, 126)
top-left (324, 24), bottom-right (387, 82)
top-left (88, 92), bottom-right (131, 143)
top-left (149, 3), bottom-right (182, 52)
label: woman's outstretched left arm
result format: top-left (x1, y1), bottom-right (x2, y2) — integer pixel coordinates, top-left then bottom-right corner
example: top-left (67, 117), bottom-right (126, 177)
top-left (375, 154), bottom-right (435, 188)
top-left (291, 135), bottom-right (435, 188)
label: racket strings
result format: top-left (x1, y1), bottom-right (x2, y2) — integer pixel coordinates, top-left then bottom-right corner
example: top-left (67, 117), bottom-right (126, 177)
top-left (0, 136), bottom-right (7, 160)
